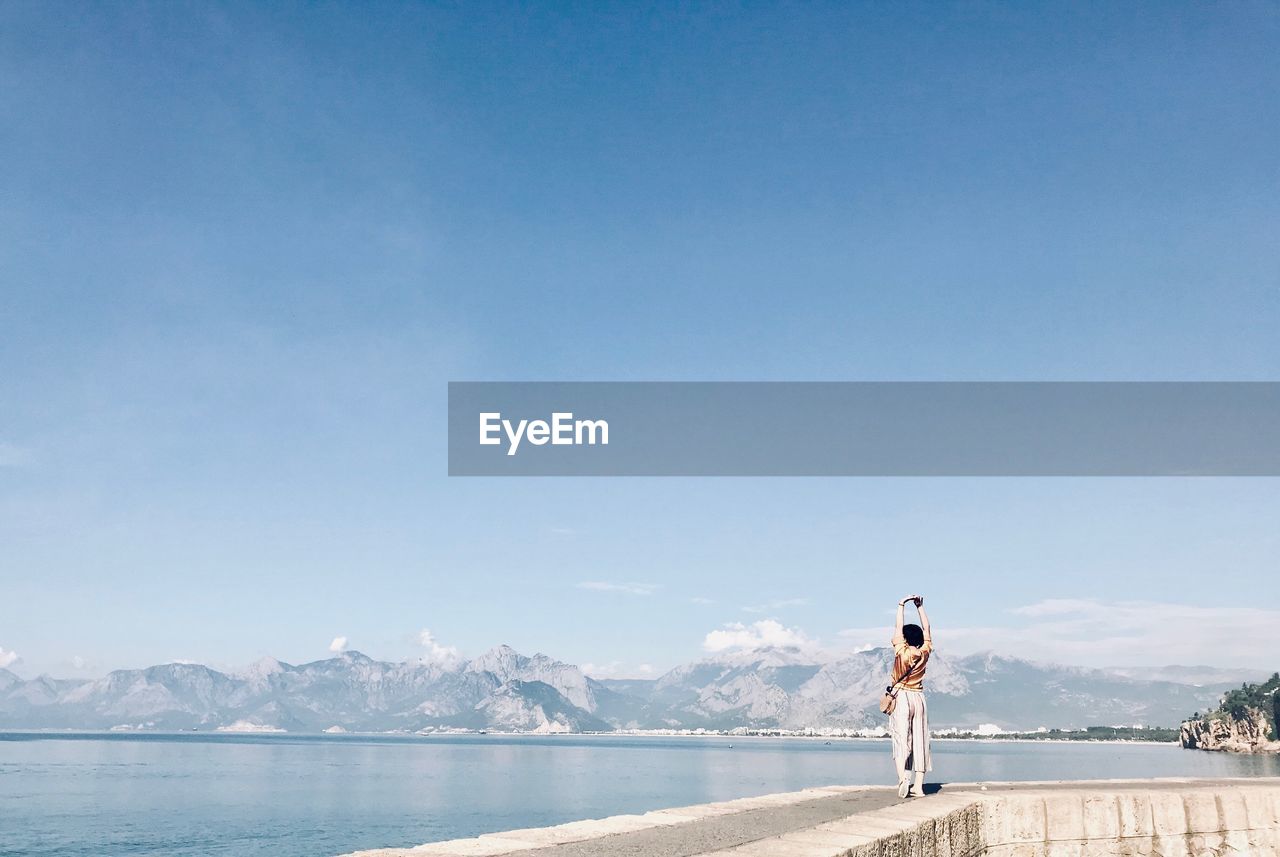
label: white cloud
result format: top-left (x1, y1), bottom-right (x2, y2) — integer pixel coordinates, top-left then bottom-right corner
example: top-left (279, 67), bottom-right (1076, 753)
top-left (0, 442), bottom-right (35, 468)
top-left (576, 581), bottom-right (658, 596)
top-left (690, 597), bottom-right (715, 605)
top-left (742, 597), bottom-right (809, 614)
top-left (65, 655), bottom-right (101, 673)
top-left (329, 636), bottom-right (348, 653)
top-left (0, 647), bottom-right (19, 669)
top-left (1001, 599), bottom-right (1280, 668)
top-left (582, 660), bottom-right (658, 679)
top-left (835, 626), bottom-right (891, 648)
top-left (703, 619), bottom-right (818, 653)
top-left (581, 660), bottom-right (621, 677)
top-left (418, 629), bottom-right (462, 666)
top-left (838, 598), bottom-right (1280, 669)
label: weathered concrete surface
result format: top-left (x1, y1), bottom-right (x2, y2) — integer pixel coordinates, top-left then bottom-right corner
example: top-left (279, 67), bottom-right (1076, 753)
top-left (341, 778), bottom-right (1280, 857)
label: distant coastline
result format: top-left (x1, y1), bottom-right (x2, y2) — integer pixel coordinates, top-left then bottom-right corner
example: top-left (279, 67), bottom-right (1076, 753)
top-left (0, 726), bottom-right (1180, 745)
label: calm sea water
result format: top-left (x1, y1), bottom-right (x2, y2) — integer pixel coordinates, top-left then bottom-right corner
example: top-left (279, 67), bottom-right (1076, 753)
top-left (3, 732), bottom-right (1278, 857)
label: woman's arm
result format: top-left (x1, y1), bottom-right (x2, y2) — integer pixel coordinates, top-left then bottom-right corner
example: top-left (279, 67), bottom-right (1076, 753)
top-left (917, 600), bottom-right (931, 644)
top-left (892, 597), bottom-right (908, 646)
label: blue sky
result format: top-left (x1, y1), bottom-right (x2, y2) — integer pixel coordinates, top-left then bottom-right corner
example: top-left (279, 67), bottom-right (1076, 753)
top-left (2, 2), bottom-right (1278, 678)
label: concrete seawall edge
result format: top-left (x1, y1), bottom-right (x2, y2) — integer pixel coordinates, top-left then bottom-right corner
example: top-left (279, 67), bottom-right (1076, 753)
top-left (342, 778), bottom-right (1280, 857)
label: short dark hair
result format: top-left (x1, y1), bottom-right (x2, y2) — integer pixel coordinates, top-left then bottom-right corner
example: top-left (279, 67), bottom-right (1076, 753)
top-left (902, 623), bottom-right (925, 648)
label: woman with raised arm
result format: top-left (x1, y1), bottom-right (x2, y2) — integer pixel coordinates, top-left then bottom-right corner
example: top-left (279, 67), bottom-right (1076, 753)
top-left (888, 594), bottom-right (932, 798)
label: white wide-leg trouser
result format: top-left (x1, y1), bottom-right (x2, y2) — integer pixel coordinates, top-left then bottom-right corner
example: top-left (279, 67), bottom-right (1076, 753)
top-left (889, 688), bottom-right (931, 774)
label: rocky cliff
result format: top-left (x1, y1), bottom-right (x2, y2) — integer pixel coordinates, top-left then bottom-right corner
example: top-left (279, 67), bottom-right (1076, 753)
top-left (1180, 707), bottom-right (1280, 753)
top-left (1180, 673), bottom-right (1280, 753)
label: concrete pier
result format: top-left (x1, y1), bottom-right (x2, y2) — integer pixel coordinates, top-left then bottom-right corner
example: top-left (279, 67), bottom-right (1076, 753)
top-left (342, 777), bottom-right (1280, 856)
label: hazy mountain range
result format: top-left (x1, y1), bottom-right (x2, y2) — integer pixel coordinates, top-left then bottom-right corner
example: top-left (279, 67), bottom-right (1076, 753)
top-left (0, 645), bottom-right (1254, 734)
